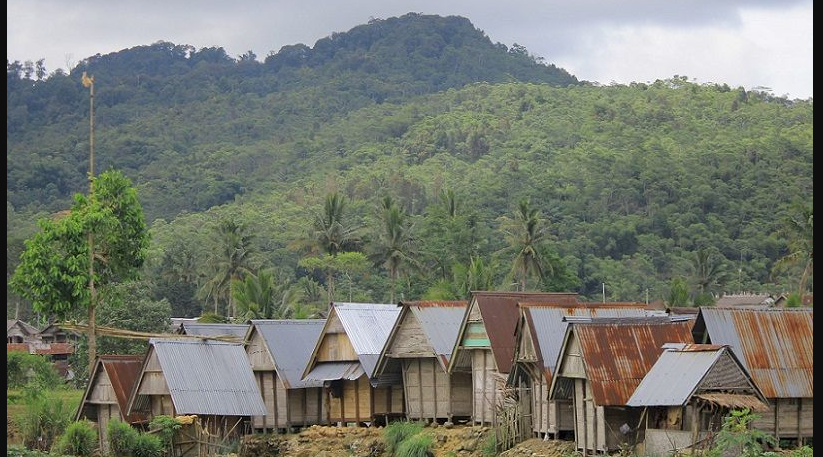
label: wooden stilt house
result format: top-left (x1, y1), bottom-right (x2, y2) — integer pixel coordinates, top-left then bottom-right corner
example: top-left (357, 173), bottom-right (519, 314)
top-left (513, 303), bottom-right (658, 438)
top-left (127, 339), bottom-right (266, 442)
top-left (302, 303), bottom-right (404, 425)
top-left (549, 317), bottom-right (694, 454)
top-left (76, 356), bottom-right (146, 454)
top-left (245, 320), bottom-right (327, 431)
top-left (692, 308), bottom-right (813, 445)
top-left (627, 344), bottom-right (768, 456)
top-left (376, 301), bottom-right (471, 422)
top-left (448, 292), bottom-right (578, 425)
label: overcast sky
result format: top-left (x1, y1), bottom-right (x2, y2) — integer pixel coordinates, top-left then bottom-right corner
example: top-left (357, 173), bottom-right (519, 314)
top-left (7, 0), bottom-right (813, 98)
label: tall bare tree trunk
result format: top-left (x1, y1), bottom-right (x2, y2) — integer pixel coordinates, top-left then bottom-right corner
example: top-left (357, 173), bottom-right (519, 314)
top-left (88, 233), bottom-right (97, 373)
top-left (798, 259), bottom-right (812, 305)
top-left (390, 268), bottom-right (396, 304)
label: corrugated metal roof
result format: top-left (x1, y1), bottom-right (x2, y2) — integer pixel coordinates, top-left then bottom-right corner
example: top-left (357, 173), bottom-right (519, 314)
top-left (523, 304), bottom-right (661, 383)
top-left (575, 320), bottom-right (694, 406)
top-left (698, 308), bottom-right (813, 398)
top-left (7, 319), bottom-right (39, 335)
top-left (304, 362), bottom-right (364, 382)
top-left (250, 319), bottom-right (325, 389)
top-left (407, 301), bottom-right (467, 364)
top-left (627, 347), bottom-right (723, 406)
top-left (180, 323), bottom-right (249, 339)
top-left (149, 339), bottom-right (266, 416)
top-left (334, 303), bottom-right (401, 377)
top-left (77, 355), bottom-right (147, 423)
top-left (472, 292), bottom-right (578, 374)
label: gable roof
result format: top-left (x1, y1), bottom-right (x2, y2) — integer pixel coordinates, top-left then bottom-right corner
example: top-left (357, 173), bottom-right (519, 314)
top-left (559, 320), bottom-right (694, 406)
top-left (247, 319), bottom-right (325, 389)
top-left (695, 307), bottom-right (813, 398)
top-left (452, 292), bottom-right (578, 374)
top-left (131, 339), bottom-right (265, 416)
top-left (627, 344), bottom-right (766, 408)
top-left (521, 303), bottom-right (662, 383)
top-left (77, 355), bottom-right (146, 423)
top-left (303, 303), bottom-right (401, 381)
top-left (378, 301), bottom-right (467, 373)
top-left (179, 323), bottom-right (249, 339)
top-left (7, 319), bottom-right (39, 335)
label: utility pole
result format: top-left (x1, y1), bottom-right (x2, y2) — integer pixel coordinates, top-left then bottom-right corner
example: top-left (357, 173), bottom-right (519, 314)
top-left (602, 283), bottom-right (606, 303)
top-left (82, 72), bottom-right (96, 373)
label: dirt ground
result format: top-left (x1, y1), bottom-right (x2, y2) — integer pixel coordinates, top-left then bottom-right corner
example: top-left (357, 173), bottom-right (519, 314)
top-left (239, 425), bottom-right (578, 457)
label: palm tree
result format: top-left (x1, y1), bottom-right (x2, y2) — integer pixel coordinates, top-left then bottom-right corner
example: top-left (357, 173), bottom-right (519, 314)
top-left (689, 247), bottom-right (729, 296)
top-left (310, 192), bottom-right (359, 301)
top-left (453, 256), bottom-right (496, 299)
top-left (500, 199), bottom-right (553, 291)
top-left (233, 269), bottom-right (302, 320)
top-left (199, 219), bottom-right (254, 317)
top-left (774, 204), bottom-right (813, 302)
top-left (370, 196), bottom-right (421, 303)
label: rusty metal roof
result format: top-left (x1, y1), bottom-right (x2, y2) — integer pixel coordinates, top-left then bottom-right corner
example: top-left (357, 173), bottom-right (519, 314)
top-left (472, 292), bottom-right (578, 374)
top-left (574, 320), bottom-right (694, 406)
top-left (522, 303), bottom-right (661, 383)
top-left (77, 355), bottom-right (147, 423)
top-left (248, 319), bottom-right (326, 389)
top-left (696, 307), bottom-right (813, 398)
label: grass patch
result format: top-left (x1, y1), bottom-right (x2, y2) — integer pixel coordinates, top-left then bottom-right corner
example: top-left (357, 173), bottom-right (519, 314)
top-left (481, 433), bottom-right (498, 456)
top-left (395, 433), bottom-right (433, 457)
top-left (384, 421), bottom-right (425, 455)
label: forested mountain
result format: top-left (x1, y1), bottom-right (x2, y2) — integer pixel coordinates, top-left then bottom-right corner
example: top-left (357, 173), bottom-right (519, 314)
top-left (7, 14), bottom-right (813, 320)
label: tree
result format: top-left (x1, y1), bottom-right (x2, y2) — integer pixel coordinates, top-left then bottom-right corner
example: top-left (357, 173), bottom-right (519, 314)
top-left (299, 251), bottom-right (368, 302)
top-left (370, 196), bottom-right (421, 303)
top-left (668, 277), bottom-right (690, 307)
top-left (774, 203), bottom-right (813, 302)
top-left (500, 199), bottom-right (552, 291)
top-left (199, 219), bottom-right (254, 317)
top-left (689, 248), bottom-right (729, 296)
top-left (232, 269), bottom-right (301, 319)
top-left (11, 170), bottom-right (149, 372)
top-left (307, 192), bottom-right (359, 301)
top-left (453, 256), bottom-right (496, 299)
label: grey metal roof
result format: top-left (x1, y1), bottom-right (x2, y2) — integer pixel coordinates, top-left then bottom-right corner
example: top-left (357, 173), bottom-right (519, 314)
top-left (409, 303), bottom-right (467, 364)
top-left (249, 319), bottom-right (325, 389)
top-left (180, 323), bottom-right (249, 339)
top-left (149, 339), bottom-right (266, 416)
top-left (304, 362), bottom-right (365, 382)
top-left (525, 306), bottom-right (665, 375)
top-left (627, 347), bottom-right (723, 407)
top-left (334, 303), bottom-right (401, 377)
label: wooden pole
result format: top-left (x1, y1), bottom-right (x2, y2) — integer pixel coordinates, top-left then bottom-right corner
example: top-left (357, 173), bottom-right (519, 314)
top-left (83, 72), bottom-right (97, 374)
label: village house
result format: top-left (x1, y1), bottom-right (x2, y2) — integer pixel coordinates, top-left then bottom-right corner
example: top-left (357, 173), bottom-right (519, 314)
top-left (244, 319), bottom-right (327, 431)
top-left (302, 303), bottom-right (404, 425)
top-left (76, 355), bottom-right (146, 453)
top-left (692, 307), bottom-right (813, 445)
top-left (176, 323), bottom-right (249, 340)
top-left (375, 301), bottom-right (471, 423)
top-left (127, 339), bottom-right (266, 449)
top-left (627, 344), bottom-right (767, 456)
top-left (512, 303), bottom-right (661, 438)
top-left (549, 317), bottom-right (694, 455)
top-left (448, 292), bottom-right (578, 425)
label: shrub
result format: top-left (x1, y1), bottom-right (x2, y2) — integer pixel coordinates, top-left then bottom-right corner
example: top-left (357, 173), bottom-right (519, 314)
top-left (149, 414), bottom-right (182, 455)
top-left (7, 352), bottom-right (63, 389)
top-left (481, 433), bottom-right (498, 456)
top-left (395, 433), bottom-right (433, 457)
top-left (53, 420), bottom-right (97, 457)
top-left (132, 433), bottom-right (164, 457)
top-left (16, 392), bottom-right (72, 451)
top-left (708, 408), bottom-right (776, 457)
top-left (107, 419), bottom-right (139, 456)
top-left (384, 421), bottom-right (424, 455)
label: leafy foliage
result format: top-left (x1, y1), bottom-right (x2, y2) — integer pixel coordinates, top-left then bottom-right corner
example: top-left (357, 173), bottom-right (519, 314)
top-left (383, 421), bottom-right (425, 455)
top-left (52, 420), bottom-right (97, 457)
top-left (132, 433), bottom-right (164, 457)
top-left (6, 352), bottom-right (63, 389)
top-left (107, 420), bottom-right (139, 457)
top-left (15, 391), bottom-right (73, 451)
top-left (708, 408), bottom-right (776, 457)
top-left (395, 433), bottom-right (434, 457)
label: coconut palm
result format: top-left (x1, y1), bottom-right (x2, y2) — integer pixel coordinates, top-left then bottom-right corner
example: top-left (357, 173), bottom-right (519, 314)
top-left (232, 269), bottom-right (302, 320)
top-left (199, 219), bottom-right (254, 317)
top-left (370, 196), bottom-right (421, 303)
top-left (309, 192), bottom-right (359, 301)
top-left (500, 199), bottom-right (553, 291)
top-left (774, 204), bottom-right (813, 302)
top-left (689, 247), bottom-right (729, 296)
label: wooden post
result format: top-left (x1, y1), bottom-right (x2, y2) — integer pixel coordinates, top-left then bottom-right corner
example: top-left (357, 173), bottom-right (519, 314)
top-left (339, 382), bottom-right (345, 425)
top-left (303, 388), bottom-right (308, 428)
top-left (691, 405), bottom-right (700, 449)
top-left (259, 372), bottom-right (267, 432)
top-left (432, 359), bottom-right (438, 421)
top-left (481, 351), bottom-right (487, 424)
top-left (417, 358), bottom-right (424, 419)
top-left (797, 398), bottom-right (802, 444)
top-left (286, 385), bottom-right (292, 431)
top-left (354, 378), bottom-right (361, 425)
top-left (581, 380), bottom-right (587, 456)
top-left (273, 373), bottom-right (279, 430)
top-left (774, 400), bottom-right (780, 446)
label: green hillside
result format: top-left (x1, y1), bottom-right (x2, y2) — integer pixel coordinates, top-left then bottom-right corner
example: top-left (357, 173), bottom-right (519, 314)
top-left (7, 14), bottom-right (812, 319)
